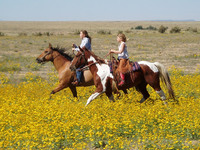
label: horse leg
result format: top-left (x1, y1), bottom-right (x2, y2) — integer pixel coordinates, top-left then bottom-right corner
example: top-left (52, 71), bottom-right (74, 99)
top-left (69, 85), bottom-right (78, 98)
top-left (51, 83), bottom-right (66, 95)
top-left (156, 90), bottom-right (167, 105)
top-left (145, 73), bottom-right (168, 105)
top-left (85, 92), bottom-right (102, 106)
top-left (137, 83), bottom-right (150, 103)
top-left (153, 85), bottom-right (168, 105)
top-left (105, 90), bottom-right (115, 102)
top-left (107, 93), bottom-right (115, 102)
top-left (152, 86), bottom-right (168, 105)
top-left (105, 79), bottom-right (115, 102)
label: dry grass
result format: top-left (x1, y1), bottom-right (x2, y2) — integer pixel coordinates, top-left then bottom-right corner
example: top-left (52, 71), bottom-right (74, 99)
top-left (0, 21), bottom-right (200, 81)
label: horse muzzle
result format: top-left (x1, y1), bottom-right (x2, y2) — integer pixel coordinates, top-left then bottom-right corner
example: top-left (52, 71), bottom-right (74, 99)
top-left (36, 58), bottom-right (44, 64)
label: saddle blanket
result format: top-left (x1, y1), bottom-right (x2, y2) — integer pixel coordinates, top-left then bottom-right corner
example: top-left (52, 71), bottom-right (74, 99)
top-left (108, 61), bottom-right (140, 73)
top-left (131, 62), bottom-right (141, 72)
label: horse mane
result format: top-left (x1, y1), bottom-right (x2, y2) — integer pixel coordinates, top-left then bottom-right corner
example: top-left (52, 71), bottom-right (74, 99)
top-left (82, 47), bottom-right (105, 64)
top-left (51, 46), bottom-right (73, 61)
top-left (90, 51), bottom-right (106, 64)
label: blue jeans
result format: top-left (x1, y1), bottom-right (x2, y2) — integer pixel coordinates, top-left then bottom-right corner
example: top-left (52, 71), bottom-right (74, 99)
top-left (76, 67), bottom-right (83, 83)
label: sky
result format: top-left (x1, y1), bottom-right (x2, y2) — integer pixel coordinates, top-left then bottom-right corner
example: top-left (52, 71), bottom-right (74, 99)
top-left (0, 0), bottom-right (200, 21)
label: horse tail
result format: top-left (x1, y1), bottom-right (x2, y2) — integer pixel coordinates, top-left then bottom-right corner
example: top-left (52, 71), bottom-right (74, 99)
top-left (154, 62), bottom-right (175, 99)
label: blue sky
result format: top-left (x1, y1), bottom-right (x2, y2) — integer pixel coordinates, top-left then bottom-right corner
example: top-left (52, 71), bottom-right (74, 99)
top-left (0, 0), bottom-right (200, 21)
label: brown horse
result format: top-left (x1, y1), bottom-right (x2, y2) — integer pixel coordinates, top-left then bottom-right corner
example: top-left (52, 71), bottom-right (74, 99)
top-left (70, 47), bottom-right (175, 105)
top-left (111, 56), bottom-right (175, 104)
top-left (70, 47), bottom-right (118, 106)
top-left (36, 43), bottom-right (94, 97)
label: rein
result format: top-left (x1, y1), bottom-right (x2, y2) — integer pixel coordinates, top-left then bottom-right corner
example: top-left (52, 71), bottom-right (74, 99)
top-left (77, 62), bottom-right (97, 72)
top-left (73, 51), bottom-right (87, 69)
top-left (42, 51), bottom-right (52, 60)
top-left (75, 51), bottom-right (105, 72)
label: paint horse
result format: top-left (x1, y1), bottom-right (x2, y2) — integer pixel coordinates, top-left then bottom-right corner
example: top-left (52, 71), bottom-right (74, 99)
top-left (70, 47), bottom-right (118, 106)
top-left (111, 56), bottom-right (175, 104)
top-left (70, 47), bottom-right (175, 105)
top-left (36, 43), bottom-right (94, 97)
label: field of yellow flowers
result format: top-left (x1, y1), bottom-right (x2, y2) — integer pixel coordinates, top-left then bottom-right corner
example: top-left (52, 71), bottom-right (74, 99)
top-left (0, 68), bottom-right (200, 149)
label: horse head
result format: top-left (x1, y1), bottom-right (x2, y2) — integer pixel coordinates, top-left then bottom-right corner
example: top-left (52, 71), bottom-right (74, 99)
top-left (36, 43), bottom-right (55, 63)
top-left (70, 47), bottom-right (88, 71)
top-left (111, 56), bottom-right (119, 72)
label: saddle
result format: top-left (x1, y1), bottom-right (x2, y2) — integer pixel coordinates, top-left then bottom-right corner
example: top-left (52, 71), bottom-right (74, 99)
top-left (108, 60), bottom-right (141, 74)
top-left (109, 59), bottom-right (141, 85)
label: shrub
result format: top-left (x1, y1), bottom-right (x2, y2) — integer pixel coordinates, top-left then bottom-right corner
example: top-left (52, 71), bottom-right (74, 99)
top-left (73, 30), bottom-right (80, 35)
top-left (146, 25), bottom-right (157, 30)
top-left (135, 25), bottom-right (144, 30)
top-left (125, 30), bottom-right (131, 33)
top-left (33, 32), bottom-right (43, 36)
top-left (18, 32), bottom-right (27, 36)
top-left (186, 27), bottom-right (198, 33)
top-left (170, 26), bottom-right (181, 33)
top-left (158, 25), bottom-right (168, 33)
top-left (32, 32), bottom-right (54, 36)
top-left (0, 32), bottom-right (5, 36)
top-left (191, 28), bottom-right (198, 33)
top-left (117, 30), bottom-right (123, 34)
top-left (97, 30), bottom-right (111, 35)
top-left (44, 32), bottom-right (53, 36)
top-left (132, 25), bottom-right (157, 31)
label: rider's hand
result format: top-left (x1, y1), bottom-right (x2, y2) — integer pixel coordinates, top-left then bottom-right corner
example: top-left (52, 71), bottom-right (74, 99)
top-left (72, 48), bottom-right (75, 51)
top-left (110, 49), bottom-right (114, 53)
top-left (72, 44), bottom-right (76, 48)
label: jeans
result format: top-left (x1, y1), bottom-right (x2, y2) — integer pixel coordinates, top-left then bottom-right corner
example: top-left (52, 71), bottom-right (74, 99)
top-left (76, 67), bottom-right (83, 83)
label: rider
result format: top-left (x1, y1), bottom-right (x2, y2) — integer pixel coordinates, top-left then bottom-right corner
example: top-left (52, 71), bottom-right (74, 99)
top-left (72, 30), bottom-right (92, 85)
top-left (109, 33), bottom-right (129, 86)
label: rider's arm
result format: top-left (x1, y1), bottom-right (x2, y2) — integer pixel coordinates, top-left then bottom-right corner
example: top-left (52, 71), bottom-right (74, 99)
top-left (74, 38), bottom-right (87, 51)
top-left (72, 44), bottom-right (79, 51)
top-left (110, 42), bottom-right (125, 54)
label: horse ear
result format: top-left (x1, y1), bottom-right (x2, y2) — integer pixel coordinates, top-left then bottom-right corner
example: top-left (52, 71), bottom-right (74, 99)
top-left (49, 43), bottom-right (52, 48)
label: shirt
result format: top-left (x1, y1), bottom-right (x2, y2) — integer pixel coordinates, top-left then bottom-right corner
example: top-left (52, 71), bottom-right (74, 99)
top-left (75, 37), bottom-right (92, 51)
top-left (118, 42), bottom-right (129, 59)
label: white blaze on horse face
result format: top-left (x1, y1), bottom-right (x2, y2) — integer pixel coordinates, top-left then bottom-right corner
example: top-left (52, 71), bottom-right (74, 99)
top-left (88, 56), bottom-right (113, 91)
top-left (138, 61), bottom-right (158, 73)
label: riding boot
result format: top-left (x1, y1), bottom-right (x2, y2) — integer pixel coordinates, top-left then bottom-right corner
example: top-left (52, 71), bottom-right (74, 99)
top-left (72, 76), bottom-right (78, 85)
top-left (72, 69), bottom-right (82, 86)
top-left (118, 72), bottom-right (125, 86)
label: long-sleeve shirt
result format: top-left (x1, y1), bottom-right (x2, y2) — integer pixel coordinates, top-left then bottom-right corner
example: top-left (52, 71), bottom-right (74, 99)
top-left (74, 37), bottom-right (91, 51)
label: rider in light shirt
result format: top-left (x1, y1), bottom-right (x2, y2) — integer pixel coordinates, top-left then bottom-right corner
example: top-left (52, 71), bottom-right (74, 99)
top-left (109, 33), bottom-right (129, 86)
top-left (72, 30), bottom-right (92, 85)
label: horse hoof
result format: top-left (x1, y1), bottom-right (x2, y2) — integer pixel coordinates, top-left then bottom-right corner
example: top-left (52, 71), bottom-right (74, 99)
top-left (139, 98), bottom-right (147, 103)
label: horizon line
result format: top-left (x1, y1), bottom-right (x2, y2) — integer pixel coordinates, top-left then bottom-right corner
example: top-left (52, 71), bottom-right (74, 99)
top-left (0, 19), bottom-right (198, 22)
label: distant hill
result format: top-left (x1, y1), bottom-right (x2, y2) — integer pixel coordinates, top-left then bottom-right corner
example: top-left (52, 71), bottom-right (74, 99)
top-left (150, 19), bottom-right (196, 22)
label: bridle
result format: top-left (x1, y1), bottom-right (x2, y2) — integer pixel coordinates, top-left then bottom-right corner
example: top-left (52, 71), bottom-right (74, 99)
top-left (72, 50), bottom-right (87, 70)
top-left (41, 50), bottom-right (60, 62)
top-left (71, 50), bottom-right (102, 72)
